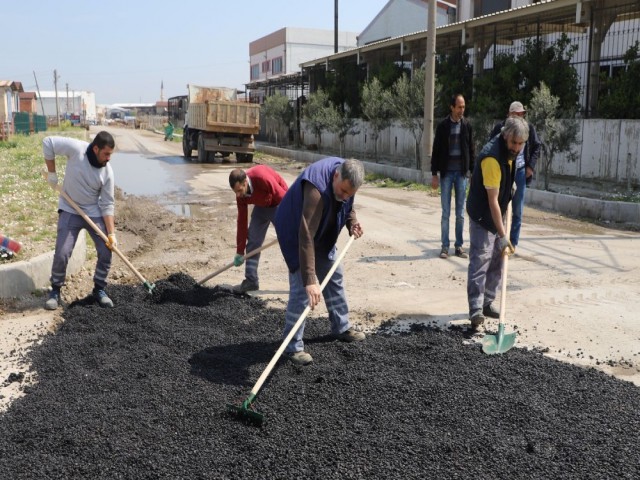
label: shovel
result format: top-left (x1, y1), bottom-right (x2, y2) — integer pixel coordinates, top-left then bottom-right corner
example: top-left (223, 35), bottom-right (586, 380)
top-left (482, 201), bottom-right (516, 354)
top-left (197, 238), bottom-right (278, 285)
top-left (227, 234), bottom-right (356, 426)
top-left (47, 175), bottom-right (155, 294)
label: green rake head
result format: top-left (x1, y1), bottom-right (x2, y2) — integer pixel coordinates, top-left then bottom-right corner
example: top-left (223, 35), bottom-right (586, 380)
top-left (226, 394), bottom-right (265, 427)
top-left (143, 281), bottom-right (156, 294)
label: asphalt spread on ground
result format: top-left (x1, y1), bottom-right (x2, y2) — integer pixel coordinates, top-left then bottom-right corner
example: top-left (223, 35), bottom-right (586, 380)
top-left (1, 273), bottom-right (639, 479)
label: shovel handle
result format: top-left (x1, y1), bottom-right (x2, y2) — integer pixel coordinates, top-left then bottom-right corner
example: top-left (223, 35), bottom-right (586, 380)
top-left (498, 201), bottom-right (512, 326)
top-left (47, 174), bottom-right (150, 287)
top-left (249, 234), bottom-right (356, 398)
top-left (197, 238), bottom-right (278, 285)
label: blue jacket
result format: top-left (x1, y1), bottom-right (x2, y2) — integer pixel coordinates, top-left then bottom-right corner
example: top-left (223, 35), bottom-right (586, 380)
top-left (274, 157), bottom-right (354, 272)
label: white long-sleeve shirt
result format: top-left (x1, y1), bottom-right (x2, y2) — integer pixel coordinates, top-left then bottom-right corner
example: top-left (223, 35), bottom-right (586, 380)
top-left (43, 136), bottom-right (115, 218)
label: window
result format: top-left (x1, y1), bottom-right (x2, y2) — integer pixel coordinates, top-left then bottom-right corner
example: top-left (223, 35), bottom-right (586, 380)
top-left (250, 64), bottom-right (260, 80)
top-left (261, 61), bottom-right (270, 73)
top-left (272, 57), bottom-right (283, 74)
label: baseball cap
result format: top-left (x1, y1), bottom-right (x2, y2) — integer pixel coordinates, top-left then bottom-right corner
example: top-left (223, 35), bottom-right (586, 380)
top-left (509, 101), bottom-right (526, 113)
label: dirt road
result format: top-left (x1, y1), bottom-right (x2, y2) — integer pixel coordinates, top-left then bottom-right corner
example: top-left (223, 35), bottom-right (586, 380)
top-left (2, 126), bottom-right (639, 411)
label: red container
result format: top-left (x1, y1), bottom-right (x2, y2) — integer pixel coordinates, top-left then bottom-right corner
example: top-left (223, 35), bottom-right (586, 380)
top-left (0, 234), bottom-right (22, 254)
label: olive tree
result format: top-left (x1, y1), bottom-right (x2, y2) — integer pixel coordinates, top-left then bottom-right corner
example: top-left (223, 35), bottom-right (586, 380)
top-left (326, 105), bottom-right (360, 158)
top-left (361, 77), bottom-right (393, 160)
top-left (261, 94), bottom-right (294, 146)
top-left (527, 82), bottom-right (579, 191)
top-left (389, 69), bottom-right (425, 168)
top-left (303, 89), bottom-right (334, 152)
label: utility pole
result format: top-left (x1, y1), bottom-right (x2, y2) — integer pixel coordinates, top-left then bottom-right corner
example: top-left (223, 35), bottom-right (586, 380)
top-left (334, 0), bottom-right (338, 54)
top-left (33, 71), bottom-right (46, 117)
top-left (66, 83), bottom-right (70, 115)
top-left (53, 69), bottom-right (61, 128)
top-left (420, 0), bottom-right (437, 178)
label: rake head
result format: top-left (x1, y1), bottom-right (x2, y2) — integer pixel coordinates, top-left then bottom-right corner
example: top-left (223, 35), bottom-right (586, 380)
top-left (226, 394), bottom-right (265, 427)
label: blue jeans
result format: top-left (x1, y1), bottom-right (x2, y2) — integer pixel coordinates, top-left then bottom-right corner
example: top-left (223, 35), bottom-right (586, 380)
top-left (440, 171), bottom-right (467, 250)
top-left (283, 246), bottom-right (351, 353)
top-left (510, 167), bottom-right (526, 247)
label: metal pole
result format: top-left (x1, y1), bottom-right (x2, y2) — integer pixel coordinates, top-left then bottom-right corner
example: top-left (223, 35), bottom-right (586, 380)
top-left (53, 70), bottom-right (60, 128)
top-left (33, 71), bottom-right (46, 117)
top-left (334, 0), bottom-right (338, 54)
top-left (420, 0), bottom-right (437, 177)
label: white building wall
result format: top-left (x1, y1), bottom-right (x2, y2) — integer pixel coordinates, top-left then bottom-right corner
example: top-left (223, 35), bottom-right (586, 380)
top-left (36, 91), bottom-right (97, 122)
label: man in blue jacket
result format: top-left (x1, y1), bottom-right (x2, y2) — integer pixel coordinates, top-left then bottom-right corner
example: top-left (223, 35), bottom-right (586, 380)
top-left (274, 157), bottom-right (366, 366)
top-left (488, 101), bottom-right (541, 249)
top-left (466, 117), bottom-right (528, 331)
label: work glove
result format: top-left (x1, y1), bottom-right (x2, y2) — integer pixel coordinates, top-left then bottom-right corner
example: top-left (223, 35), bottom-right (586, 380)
top-left (498, 236), bottom-right (515, 256)
top-left (233, 253), bottom-right (244, 267)
top-left (47, 172), bottom-right (58, 189)
top-left (106, 233), bottom-right (118, 251)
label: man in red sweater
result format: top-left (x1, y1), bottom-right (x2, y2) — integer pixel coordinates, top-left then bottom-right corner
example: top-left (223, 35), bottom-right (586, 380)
top-left (229, 165), bottom-right (288, 293)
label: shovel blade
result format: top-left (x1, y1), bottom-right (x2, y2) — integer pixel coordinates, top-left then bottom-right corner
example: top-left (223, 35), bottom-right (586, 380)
top-left (482, 324), bottom-right (517, 355)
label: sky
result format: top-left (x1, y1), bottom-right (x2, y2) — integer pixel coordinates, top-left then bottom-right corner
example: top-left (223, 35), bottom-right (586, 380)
top-left (3, 0), bottom-right (389, 105)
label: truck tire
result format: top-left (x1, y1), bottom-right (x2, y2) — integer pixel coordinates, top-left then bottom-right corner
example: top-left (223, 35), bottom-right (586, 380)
top-left (182, 129), bottom-right (192, 158)
top-left (197, 134), bottom-right (207, 163)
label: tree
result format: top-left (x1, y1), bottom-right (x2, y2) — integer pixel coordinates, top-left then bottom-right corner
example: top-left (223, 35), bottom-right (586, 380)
top-left (261, 94), bottom-right (294, 146)
top-left (361, 77), bottom-right (393, 160)
top-left (389, 69), bottom-right (425, 168)
top-left (435, 49), bottom-right (473, 117)
top-left (302, 89), bottom-right (334, 152)
top-left (326, 104), bottom-right (360, 158)
top-left (527, 82), bottom-right (580, 191)
top-left (597, 42), bottom-right (640, 119)
top-left (472, 52), bottom-right (521, 119)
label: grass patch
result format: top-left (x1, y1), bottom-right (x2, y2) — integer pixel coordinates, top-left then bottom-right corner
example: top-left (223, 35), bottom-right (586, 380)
top-left (0, 130), bottom-right (87, 262)
top-left (365, 172), bottom-right (435, 194)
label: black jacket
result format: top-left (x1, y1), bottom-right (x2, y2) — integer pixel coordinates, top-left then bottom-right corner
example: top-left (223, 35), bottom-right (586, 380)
top-left (489, 120), bottom-right (541, 171)
top-left (431, 116), bottom-right (475, 176)
top-left (466, 135), bottom-right (516, 234)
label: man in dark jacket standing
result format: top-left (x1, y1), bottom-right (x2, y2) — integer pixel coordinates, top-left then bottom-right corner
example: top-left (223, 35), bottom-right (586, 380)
top-left (274, 157), bottom-right (365, 366)
top-left (431, 94), bottom-right (475, 259)
top-left (489, 101), bottom-right (541, 249)
top-left (466, 116), bottom-right (528, 331)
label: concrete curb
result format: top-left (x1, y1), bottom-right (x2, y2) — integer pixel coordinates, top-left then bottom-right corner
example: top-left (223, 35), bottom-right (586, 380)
top-left (0, 233), bottom-right (87, 299)
top-left (257, 144), bottom-right (640, 226)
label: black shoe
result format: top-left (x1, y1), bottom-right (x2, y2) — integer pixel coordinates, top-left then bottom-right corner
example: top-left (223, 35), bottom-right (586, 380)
top-left (469, 312), bottom-right (485, 332)
top-left (482, 303), bottom-right (500, 319)
top-left (455, 247), bottom-right (468, 259)
top-left (439, 248), bottom-right (449, 259)
top-left (234, 279), bottom-right (259, 293)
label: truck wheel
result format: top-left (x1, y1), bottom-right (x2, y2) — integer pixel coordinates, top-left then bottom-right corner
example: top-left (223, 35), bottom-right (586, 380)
top-left (197, 134), bottom-right (207, 162)
top-left (182, 129), bottom-right (192, 158)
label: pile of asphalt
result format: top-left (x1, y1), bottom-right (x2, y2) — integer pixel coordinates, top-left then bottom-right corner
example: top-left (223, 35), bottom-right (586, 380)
top-left (1, 273), bottom-right (639, 479)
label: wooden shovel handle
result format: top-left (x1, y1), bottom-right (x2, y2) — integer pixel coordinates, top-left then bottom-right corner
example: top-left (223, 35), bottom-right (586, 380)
top-left (197, 238), bottom-right (278, 285)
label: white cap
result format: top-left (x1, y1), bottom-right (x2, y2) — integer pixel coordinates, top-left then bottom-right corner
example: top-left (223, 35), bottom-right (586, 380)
top-left (509, 101), bottom-right (526, 113)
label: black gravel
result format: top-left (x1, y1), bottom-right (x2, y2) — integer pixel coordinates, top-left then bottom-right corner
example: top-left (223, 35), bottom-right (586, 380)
top-left (1, 272), bottom-right (639, 479)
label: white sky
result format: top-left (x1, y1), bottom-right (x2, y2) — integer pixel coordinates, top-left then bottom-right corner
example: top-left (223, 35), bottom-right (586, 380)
top-left (3, 0), bottom-right (389, 104)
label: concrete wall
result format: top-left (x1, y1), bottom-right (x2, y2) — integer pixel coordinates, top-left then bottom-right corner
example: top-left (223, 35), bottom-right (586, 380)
top-left (256, 144), bottom-right (640, 226)
top-left (0, 233), bottom-right (86, 299)
top-left (301, 118), bottom-right (640, 186)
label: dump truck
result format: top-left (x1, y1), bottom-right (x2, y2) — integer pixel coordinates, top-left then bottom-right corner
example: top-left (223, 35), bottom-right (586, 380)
top-left (182, 85), bottom-right (260, 162)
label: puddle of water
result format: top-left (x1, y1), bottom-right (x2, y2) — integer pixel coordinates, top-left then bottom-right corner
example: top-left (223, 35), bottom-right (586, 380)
top-left (109, 153), bottom-right (234, 217)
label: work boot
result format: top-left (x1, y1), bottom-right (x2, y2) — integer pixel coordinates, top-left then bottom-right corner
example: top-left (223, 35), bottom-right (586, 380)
top-left (284, 351), bottom-right (313, 366)
top-left (44, 288), bottom-right (61, 310)
top-left (482, 303), bottom-right (500, 319)
top-left (93, 288), bottom-right (114, 308)
top-left (469, 312), bottom-right (485, 332)
top-left (439, 248), bottom-right (449, 259)
top-left (234, 279), bottom-right (259, 293)
top-left (334, 328), bottom-right (365, 342)
top-left (455, 247), bottom-right (468, 259)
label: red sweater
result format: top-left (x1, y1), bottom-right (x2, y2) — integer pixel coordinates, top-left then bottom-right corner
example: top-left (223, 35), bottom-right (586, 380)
top-left (236, 165), bottom-right (288, 254)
